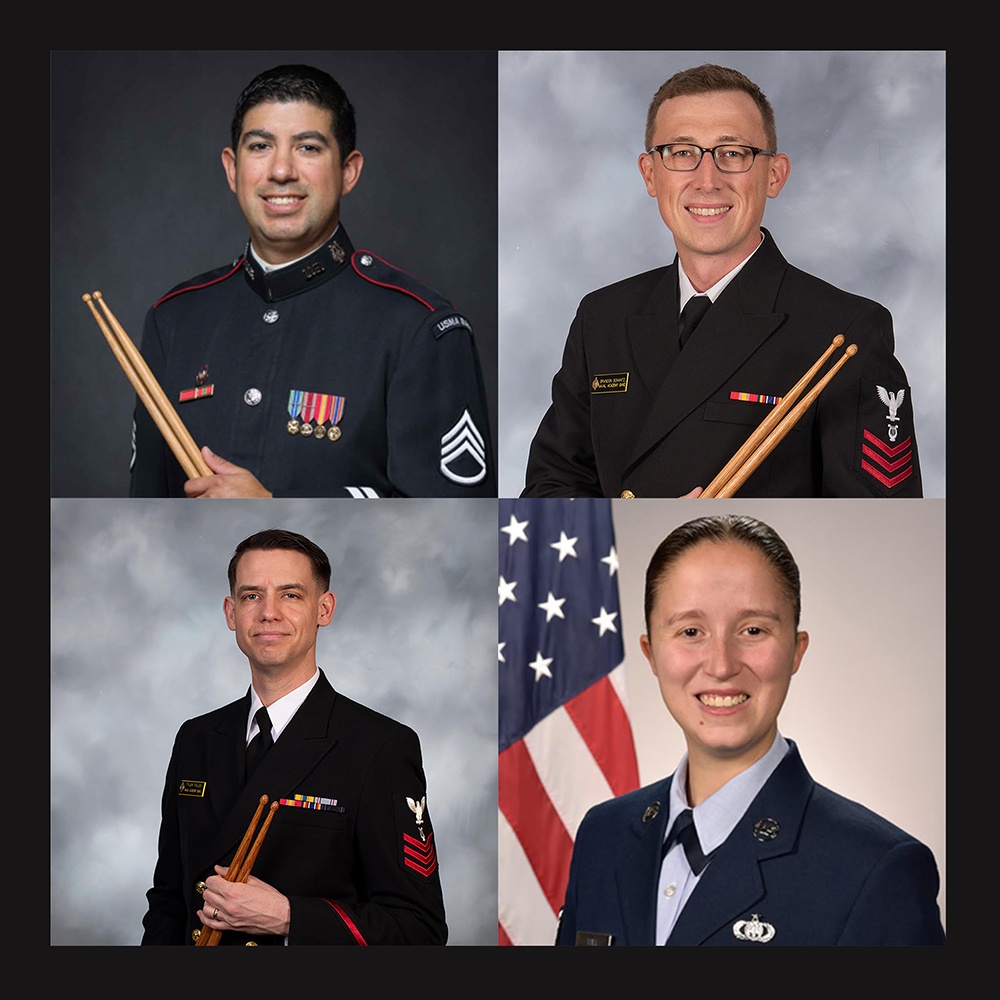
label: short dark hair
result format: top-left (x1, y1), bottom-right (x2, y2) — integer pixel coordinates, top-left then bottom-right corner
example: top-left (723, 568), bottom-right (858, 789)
top-left (228, 528), bottom-right (331, 594)
top-left (230, 64), bottom-right (356, 162)
top-left (644, 64), bottom-right (777, 154)
top-left (643, 514), bottom-right (801, 633)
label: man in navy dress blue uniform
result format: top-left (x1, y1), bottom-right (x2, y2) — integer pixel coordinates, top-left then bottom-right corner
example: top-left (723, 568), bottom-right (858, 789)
top-left (556, 515), bottom-right (944, 946)
top-left (141, 529), bottom-right (447, 945)
top-left (130, 65), bottom-right (494, 498)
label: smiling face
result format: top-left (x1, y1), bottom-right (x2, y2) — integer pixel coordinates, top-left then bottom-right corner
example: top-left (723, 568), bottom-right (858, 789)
top-left (223, 548), bottom-right (336, 681)
top-left (221, 99), bottom-right (363, 265)
top-left (640, 540), bottom-right (808, 776)
top-left (637, 90), bottom-right (790, 287)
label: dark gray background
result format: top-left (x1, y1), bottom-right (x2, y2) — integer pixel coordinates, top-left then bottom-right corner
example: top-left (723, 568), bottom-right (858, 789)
top-left (499, 51), bottom-right (945, 497)
top-left (50, 498), bottom-right (497, 944)
top-left (51, 51), bottom-right (498, 497)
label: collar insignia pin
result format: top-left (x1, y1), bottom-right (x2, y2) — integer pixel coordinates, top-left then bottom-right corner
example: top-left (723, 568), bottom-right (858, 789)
top-left (642, 802), bottom-right (660, 824)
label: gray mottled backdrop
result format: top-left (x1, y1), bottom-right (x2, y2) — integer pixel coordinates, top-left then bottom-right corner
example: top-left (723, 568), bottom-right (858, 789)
top-left (51, 50), bottom-right (498, 498)
top-left (499, 51), bottom-right (945, 497)
top-left (51, 498), bottom-right (497, 944)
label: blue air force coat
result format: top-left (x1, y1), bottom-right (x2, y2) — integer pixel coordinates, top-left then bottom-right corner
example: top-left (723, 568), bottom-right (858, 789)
top-left (141, 671), bottom-right (447, 945)
top-left (130, 227), bottom-right (495, 498)
top-left (523, 230), bottom-right (921, 498)
top-left (556, 742), bottom-right (944, 946)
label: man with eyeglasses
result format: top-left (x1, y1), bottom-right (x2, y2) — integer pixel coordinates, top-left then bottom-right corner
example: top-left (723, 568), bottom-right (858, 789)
top-left (130, 63), bottom-right (495, 499)
top-left (522, 64), bottom-right (921, 499)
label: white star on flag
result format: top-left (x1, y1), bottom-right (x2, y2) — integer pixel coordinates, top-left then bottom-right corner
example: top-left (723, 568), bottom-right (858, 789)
top-left (499, 576), bottom-right (517, 606)
top-left (498, 642), bottom-right (506, 662)
top-left (591, 607), bottom-right (619, 636)
top-left (528, 652), bottom-right (554, 681)
top-left (537, 592), bottom-right (567, 622)
top-left (501, 514), bottom-right (529, 547)
top-left (601, 546), bottom-right (619, 577)
top-left (549, 531), bottom-right (579, 562)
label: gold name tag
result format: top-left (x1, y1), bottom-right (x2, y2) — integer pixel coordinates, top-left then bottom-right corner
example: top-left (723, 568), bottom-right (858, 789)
top-left (591, 373), bottom-right (629, 393)
top-left (179, 779), bottom-right (207, 797)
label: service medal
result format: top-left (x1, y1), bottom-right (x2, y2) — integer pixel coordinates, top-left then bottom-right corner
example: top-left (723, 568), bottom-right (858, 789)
top-left (300, 391), bottom-right (317, 436)
top-left (326, 395), bottom-right (345, 441)
top-left (287, 389), bottom-right (304, 434)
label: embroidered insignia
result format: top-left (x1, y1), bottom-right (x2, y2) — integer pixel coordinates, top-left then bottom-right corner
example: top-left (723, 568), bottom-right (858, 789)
top-left (179, 779), bottom-right (206, 797)
top-left (730, 391), bottom-right (782, 405)
top-left (345, 486), bottom-right (380, 498)
top-left (179, 385), bottom-right (214, 402)
top-left (590, 373), bottom-right (629, 393)
top-left (434, 315), bottom-right (473, 337)
top-left (733, 913), bottom-right (775, 942)
top-left (861, 429), bottom-right (914, 489)
top-left (440, 409), bottom-right (487, 485)
top-left (406, 795), bottom-right (427, 841)
top-left (403, 831), bottom-right (437, 877)
top-left (876, 385), bottom-right (905, 441)
top-left (278, 794), bottom-right (345, 812)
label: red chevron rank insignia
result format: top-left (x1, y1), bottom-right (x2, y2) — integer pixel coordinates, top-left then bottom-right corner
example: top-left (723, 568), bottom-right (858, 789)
top-left (403, 831), bottom-right (438, 877)
top-left (860, 428), bottom-right (914, 489)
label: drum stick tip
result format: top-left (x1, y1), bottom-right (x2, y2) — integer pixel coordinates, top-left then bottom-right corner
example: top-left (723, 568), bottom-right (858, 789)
top-left (832, 334), bottom-right (844, 347)
top-left (93, 290), bottom-right (103, 298)
top-left (259, 794), bottom-right (268, 804)
top-left (82, 292), bottom-right (91, 302)
top-left (846, 344), bottom-right (858, 356)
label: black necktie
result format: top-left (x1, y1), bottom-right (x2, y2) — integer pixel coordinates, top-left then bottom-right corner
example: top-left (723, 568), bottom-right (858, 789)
top-left (245, 706), bottom-right (273, 780)
top-left (660, 809), bottom-right (716, 876)
top-left (678, 295), bottom-right (712, 349)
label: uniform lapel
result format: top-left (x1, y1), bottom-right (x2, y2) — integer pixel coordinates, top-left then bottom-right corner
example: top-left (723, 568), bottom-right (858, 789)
top-left (623, 231), bottom-right (791, 475)
top-left (612, 777), bottom-right (673, 945)
top-left (207, 671), bottom-right (340, 868)
top-left (666, 741), bottom-right (814, 946)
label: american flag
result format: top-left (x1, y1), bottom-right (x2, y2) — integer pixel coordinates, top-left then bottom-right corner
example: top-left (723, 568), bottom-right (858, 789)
top-left (498, 499), bottom-right (640, 945)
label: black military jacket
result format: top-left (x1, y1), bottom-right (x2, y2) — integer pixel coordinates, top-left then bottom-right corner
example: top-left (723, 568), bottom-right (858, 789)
top-left (523, 231), bottom-right (921, 498)
top-left (141, 671), bottom-right (447, 945)
top-left (130, 228), bottom-right (495, 497)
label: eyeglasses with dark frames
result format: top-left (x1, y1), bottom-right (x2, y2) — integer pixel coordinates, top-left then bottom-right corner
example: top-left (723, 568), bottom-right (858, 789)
top-left (646, 144), bottom-right (777, 173)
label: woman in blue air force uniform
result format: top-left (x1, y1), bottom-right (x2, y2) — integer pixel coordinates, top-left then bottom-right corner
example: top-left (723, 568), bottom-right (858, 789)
top-left (556, 514), bottom-right (944, 946)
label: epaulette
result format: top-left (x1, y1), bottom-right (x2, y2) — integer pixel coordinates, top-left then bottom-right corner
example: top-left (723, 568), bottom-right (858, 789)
top-left (153, 257), bottom-right (244, 309)
top-left (351, 250), bottom-right (473, 339)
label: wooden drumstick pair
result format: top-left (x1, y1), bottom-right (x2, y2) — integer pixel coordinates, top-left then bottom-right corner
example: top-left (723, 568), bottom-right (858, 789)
top-left (81, 291), bottom-right (212, 480)
top-left (700, 335), bottom-right (857, 498)
top-left (194, 795), bottom-right (279, 946)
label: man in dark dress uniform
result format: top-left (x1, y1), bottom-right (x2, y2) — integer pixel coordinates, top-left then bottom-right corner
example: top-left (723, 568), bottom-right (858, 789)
top-left (141, 529), bottom-right (447, 945)
top-left (522, 65), bottom-right (921, 499)
top-left (130, 65), bottom-right (494, 498)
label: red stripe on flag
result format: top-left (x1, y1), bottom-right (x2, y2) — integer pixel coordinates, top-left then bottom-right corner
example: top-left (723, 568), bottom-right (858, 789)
top-left (563, 676), bottom-right (640, 797)
top-left (498, 740), bottom-right (573, 916)
top-left (499, 922), bottom-right (513, 946)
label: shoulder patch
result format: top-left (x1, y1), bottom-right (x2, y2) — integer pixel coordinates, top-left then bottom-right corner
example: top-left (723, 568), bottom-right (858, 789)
top-left (153, 258), bottom-right (244, 309)
top-left (352, 249), bottom-right (454, 314)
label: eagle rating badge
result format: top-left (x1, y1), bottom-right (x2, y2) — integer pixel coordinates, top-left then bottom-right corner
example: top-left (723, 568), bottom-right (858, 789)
top-left (402, 795), bottom-right (437, 877)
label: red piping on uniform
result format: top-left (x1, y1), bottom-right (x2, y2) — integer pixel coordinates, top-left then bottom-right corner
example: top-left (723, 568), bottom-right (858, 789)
top-left (351, 251), bottom-right (436, 311)
top-left (323, 898), bottom-right (368, 945)
top-left (153, 258), bottom-right (244, 308)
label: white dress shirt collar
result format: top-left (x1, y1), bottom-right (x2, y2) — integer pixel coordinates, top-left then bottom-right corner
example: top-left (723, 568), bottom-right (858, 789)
top-left (678, 229), bottom-right (766, 314)
top-left (246, 667), bottom-right (321, 745)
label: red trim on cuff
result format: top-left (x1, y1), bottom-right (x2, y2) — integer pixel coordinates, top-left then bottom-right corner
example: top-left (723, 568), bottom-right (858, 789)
top-left (322, 898), bottom-right (368, 945)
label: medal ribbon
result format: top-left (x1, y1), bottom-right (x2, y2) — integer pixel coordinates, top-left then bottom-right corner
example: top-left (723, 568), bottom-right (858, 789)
top-left (301, 392), bottom-right (318, 424)
top-left (287, 389), bottom-right (304, 419)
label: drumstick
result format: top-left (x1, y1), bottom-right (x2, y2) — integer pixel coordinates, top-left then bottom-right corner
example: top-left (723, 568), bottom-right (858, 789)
top-left (196, 797), bottom-right (277, 947)
top-left (712, 344), bottom-right (857, 499)
top-left (702, 335), bottom-right (845, 498)
top-left (82, 291), bottom-right (212, 479)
